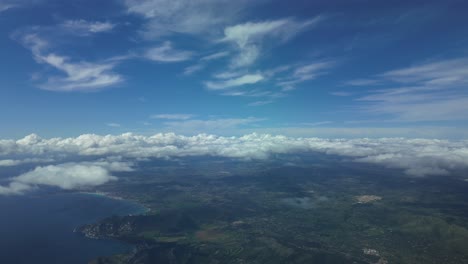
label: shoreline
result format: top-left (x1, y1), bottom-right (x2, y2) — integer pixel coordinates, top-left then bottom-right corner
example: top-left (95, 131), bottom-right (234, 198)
top-left (78, 191), bottom-right (151, 215)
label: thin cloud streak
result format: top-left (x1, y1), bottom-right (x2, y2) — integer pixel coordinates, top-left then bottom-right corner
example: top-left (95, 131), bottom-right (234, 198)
top-left (350, 57), bottom-right (468, 122)
top-left (144, 41), bottom-right (193, 62)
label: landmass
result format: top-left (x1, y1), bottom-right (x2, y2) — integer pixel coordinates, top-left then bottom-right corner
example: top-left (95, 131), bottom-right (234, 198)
top-left (76, 156), bottom-right (468, 264)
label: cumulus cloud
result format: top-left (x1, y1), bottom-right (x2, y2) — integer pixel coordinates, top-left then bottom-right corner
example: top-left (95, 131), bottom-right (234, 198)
top-left (0, 161), bottom-right (131, 195)
top-left (144, 42), bottom-right (193, 62)
top-left (0, 133), bottom-right (467, 185)
top-left (14, 163), bottom-right (117, 189)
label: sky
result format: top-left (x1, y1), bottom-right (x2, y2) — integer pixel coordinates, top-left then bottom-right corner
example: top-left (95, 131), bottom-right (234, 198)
top-left (1, 0), bottom-right (468, 195)
top-left (1, 0), bottom-right (468, 139)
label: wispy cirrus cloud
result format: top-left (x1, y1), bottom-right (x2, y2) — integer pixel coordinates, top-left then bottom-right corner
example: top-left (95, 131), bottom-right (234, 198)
top-left (205, 73), bottom-right (264, 90)
top-left (151, 114), bottom-right (195, 120)
top-left (0, 3), bottom-right (14, 12)
top-left (125, 0), bottom-right (328, 105)
top-left (144, 41), bottom-right (193, 62)
top-left (200, 51), bottom-right (230, 61)
top-left (248, 100), bottom-right (274, 106)
top-left (351, 58), bottom-right (468, 122)
top-left (380, 58), bottom-right (468, 85)
top-left (59, 20), bottom-right (116, 35)
top-left (106, 123), bottom-right (121, 127)
top-left (0, 0), bottom-right (35, 13)
top-left (37, 54), bottom-right (123, 91)
top-left (302, 121), bottom-right (334, 126)
top-left (124, 0), bottom-right (256, 38)
top-left (183, 51), bottom-right (230, 76)
top-left (221, 17), bottom-right (322, 68)
top-left (183, 64), bottom-right (204, 75)
top-left (277, 60), bottom-right (335, 91)
top-left (344, 78), bottom-right (381, 86)
top-left (18, 34), bottom-right (123, 91)
top-left (330, 91), bottom-right (353, 96)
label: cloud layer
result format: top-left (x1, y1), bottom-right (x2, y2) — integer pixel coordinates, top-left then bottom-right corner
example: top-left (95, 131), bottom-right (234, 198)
top-left (1, 132), bottom-right (467, 195)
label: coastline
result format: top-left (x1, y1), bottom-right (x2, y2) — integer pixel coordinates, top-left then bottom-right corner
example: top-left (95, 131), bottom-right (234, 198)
top-left (78, 191), bottom-right (151, 215)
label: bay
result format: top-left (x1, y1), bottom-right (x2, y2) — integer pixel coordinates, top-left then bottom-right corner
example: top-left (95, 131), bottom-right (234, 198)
top-left (0, 191), bottom-right (144, 264)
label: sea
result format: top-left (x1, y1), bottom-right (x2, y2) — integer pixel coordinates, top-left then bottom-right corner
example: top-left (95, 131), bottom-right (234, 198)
top-left (0, 191), bottom-right (145, 264)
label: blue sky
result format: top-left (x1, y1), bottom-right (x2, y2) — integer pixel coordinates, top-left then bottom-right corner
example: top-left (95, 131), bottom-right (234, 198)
top-left (1, 0), bottom-right (468, 138)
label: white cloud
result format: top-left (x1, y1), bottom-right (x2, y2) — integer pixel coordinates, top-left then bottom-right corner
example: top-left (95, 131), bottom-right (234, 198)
top-left (352, 57), bottom-right (468, 121)
top-left (0, 133), bottom-right (467, 184)
top-left (107, 123), bottom-right (121, 127)
top-left (277, 61), bottom-right (335, 90)
top-left (0, 158), bottom-right (53, 167)
top-left (0, 182), bottom-right (32, 196)
top-left (151, 114), bottom-right (194, 120)
top-left (0, 3), bottom-right (14, 12)
top-left (0, 159), bottom-right (20, 166)
top-left (183, 52), bottom-right (230, 75)
top-left (0, 161), bottom-right (132, 195)
top-left (221, 17), bottom-right (322, 68)
top-left (344, 79), bottom-right (381, 86)
top-left (19, 34), bottom-right (123, 91)
top-left (124, 0), bottom-right (255, 38)
top-left (0, 0), bottom-right (33, 13)
top-left (248, 100), bottom-right (274, 106)
top-left (201, 51), bottom-right (230, 61)
top-left (205, 73), bottom-right (264, 90)
top-left (381, 58), bottom-right (468, 85)
top-left (302, 121), bottom-right (334, 126)
top-left (60, 20), bottom-right (115, 35)
top-left (213, 71), bottom-right (245, 79)
top-left (183, 64), bottom-right (204, 75)
top-left (330, 91), bottom-right (353, 96)
top-left (14, 163), bottom-right (117, 189)
top-left (38, 54), bottom-right (123, 91)
top-left (145, 41), bottom-right (193, 62)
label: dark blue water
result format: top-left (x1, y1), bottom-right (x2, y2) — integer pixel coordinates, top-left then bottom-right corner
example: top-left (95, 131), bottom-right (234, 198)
top-left (0, 191), bottom-right (145, 264)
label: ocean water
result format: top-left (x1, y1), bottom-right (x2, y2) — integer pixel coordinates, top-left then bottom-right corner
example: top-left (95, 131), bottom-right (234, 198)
top-left (0, 191), bottom-right (144, 264)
